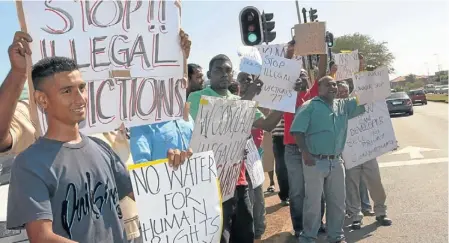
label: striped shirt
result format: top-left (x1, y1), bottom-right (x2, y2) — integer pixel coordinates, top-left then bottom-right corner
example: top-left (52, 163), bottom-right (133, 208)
top-left (272, 118), bottom-right (285, 136)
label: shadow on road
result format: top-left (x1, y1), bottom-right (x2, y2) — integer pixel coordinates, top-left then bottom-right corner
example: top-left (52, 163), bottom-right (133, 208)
top-left (390, 113), bottom-right (411, 119)
top-left (266, 203), bottom-right (284, 215)
top-left (263, 232), bottom-right (296, 243)
top-left (343, 222), bottom-right (379, 242)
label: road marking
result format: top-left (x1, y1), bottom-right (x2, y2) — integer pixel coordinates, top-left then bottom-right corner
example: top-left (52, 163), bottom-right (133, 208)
top-left (379, 157), bottom-right (448, 168)
top-left (391, 146), bottom-right (440, 159)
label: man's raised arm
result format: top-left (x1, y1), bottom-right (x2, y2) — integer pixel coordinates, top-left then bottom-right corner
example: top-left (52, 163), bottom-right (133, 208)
top-left (0, 31), bottom-right (32, 152)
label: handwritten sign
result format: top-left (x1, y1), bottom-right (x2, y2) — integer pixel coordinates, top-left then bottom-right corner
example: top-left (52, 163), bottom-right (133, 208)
top-left (238, 46), bottom-right (262, 75)
top-left (245, 139), bottom-right (265, 188)
top-left (190, 96), bottom-right (257, 202)
top-left (254, 55), bottom-right (298, 112)
top-left (256, 44), bottom-right (303, 69)
top-left (20, 1), bottom-right (185, 134)
top-left (343, 101), bottom-right (397, 169)
top-left (294, 22), bottom-right (326, 56)
top-left (128, 151), bottom-right (222, 243)
top-left (352, 66), bottom-right (390, 105)
top-left (334, 50), bottom-right (360, 81)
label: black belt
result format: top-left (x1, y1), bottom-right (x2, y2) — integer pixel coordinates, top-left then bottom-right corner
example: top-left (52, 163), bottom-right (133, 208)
top-left (312, 154), bottom-right (340, 160)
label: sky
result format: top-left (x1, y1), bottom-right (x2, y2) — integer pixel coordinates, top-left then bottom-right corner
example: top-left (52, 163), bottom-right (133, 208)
top-left (0, 0), bottom-right (448, 88)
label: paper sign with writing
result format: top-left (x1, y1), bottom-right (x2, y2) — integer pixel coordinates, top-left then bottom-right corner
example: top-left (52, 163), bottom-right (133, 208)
top-left (238, 46), bottom-right (263, 75)
top-left (352, 66), bottom-right (391, 105)
top-left (254, 55), bottom-right (298, 113)
top-left (334, 50), bottom-right (360, 81)
top-left (343, 101), bottom-right (397, 169)
top-left (294, 22), bottom-right (326, 56)
top-left (256, 44), bottom-right (303, 69)
top-left (190, 96), bottom-right (257, 202)
top-left (245, 139), bottom-right (265, 188)
top-left (21, 1), bottom-right (185, 134)
top-left (128, 151), bottom-right (222, 243)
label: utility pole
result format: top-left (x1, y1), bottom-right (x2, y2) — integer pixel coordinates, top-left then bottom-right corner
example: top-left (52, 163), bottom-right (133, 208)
top-left (295, 0), bottom-right (301, 24)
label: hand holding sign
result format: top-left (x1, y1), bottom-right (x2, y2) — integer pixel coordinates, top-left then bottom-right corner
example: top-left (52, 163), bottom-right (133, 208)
top-left (238, 46), bottom-right (263, 75)
top-left (9, 31), bottom-right (32, 75)
top-left (167, 147), bottom-right (193, 170)
top-left (179, 29), bottom-right (191, 59)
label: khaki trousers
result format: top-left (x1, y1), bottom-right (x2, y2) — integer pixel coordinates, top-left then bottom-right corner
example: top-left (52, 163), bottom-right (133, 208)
top-left (345, 158), bottom-right (387, 221)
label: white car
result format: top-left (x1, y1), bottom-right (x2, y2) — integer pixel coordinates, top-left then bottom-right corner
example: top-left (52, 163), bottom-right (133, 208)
top-left (0, 156), bottom-right (29, 243)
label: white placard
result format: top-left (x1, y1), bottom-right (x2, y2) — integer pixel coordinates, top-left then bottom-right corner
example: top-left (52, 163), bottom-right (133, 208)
top-left (129, 151), bottom-right (222, 243)
top-left (334, 50), bottom-right (359, 81)
top-left (343, 101), bottom-right (398, 169)
top-left (253, 55), bottom-right (298, 113)
top-left (256, 44), bottom-right (303, 69)
top-left (190, 96), bottom-right (257, 202)
top-left (352, 66), bottom-right (391, 105)
top-left (21, 1), bottom-right (185, 134)
top-left (245, 139), bottom-right (265, 188)
top-left (238, 46), bottom-right (262, 75)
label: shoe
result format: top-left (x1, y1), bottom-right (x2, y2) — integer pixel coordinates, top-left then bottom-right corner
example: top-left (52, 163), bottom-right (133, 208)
top-left (281, 200), bottom-right (290, 206)
top-left (335, 241), bottom-right (347, 243)
top-left (318, 224), bottom-right (326, 234)
top-left (375, 215), bottom-right (392, 226)
top-left (266, 185), bottom-right (275, 193)
top-left (351, 221), bottom-right (362, 230)
top-left (362, 210), bottom-right (375, 216)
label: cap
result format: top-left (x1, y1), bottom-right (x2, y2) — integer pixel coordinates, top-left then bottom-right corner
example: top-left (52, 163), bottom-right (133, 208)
top-left (288, 37), bottom-right (296, 45)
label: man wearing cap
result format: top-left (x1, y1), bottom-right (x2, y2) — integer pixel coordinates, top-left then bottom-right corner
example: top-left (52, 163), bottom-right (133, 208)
top-left (283, 38), bottom-right (328, 237)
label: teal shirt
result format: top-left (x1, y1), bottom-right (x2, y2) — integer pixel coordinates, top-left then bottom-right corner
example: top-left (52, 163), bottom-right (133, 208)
top-left (187, 86), bottom-right (264, 121)
top-left (290, 96), bottom-right (365, 155)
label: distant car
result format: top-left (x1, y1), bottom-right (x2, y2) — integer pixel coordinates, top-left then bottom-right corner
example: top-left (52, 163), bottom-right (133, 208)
top-left (407, 89), bottom-right (427, 105)
top-left (386, 92), bottom-right (414, 115)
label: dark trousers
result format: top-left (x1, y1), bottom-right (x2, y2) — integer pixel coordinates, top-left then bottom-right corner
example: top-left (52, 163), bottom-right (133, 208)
top-left (272, 135), bottom-right (289, 201)
top-left (220, 185), bottom-right (254, 243)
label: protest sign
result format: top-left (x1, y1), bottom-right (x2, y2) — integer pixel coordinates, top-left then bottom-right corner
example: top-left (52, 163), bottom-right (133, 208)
top-left (245, 139), bottom-right (265, 188)
top-left (18, 1), bottom-right (185, 135)
top-left (238, 46), bottom-right (262, 75)
top-left (128, 151), bottom-right (222, 243)
top-left (254, 55), bottom-right (299, 112)
top-left (334, 50), bottom-right (360, 81)
top-left (190, 96), bottom-right (257, 202)
top-left (256, 44), bottom-right (303, 69)
top-left (343, 101), bottom-right (398, 169)
top-left (352, 66), bottom-right (391, 105)
top-left (294, 22), bottom-right (326, 56)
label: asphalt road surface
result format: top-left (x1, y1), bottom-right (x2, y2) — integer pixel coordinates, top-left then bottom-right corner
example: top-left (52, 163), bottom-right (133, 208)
top-left (262, 101), bottom-right (448, 243)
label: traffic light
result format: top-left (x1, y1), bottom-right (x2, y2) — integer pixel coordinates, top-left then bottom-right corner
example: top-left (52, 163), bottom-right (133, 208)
top-left (326, 31), bottom-right (334, 47)
top-left (309, 8), bottom-right (318, 22)
top-left (239, 6), bottom-right (263, 46)
top-left (262, 12), bottom-right (276, 43)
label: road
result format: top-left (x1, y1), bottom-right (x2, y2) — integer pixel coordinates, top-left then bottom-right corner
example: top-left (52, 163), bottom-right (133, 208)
top-left (262, 101), bottom-right (448, 243)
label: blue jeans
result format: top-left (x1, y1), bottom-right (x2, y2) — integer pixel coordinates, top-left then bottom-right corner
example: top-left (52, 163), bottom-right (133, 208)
top-left (248, 176), bottom-right (266, 239)
top-left (284, 144), bottom-right (304, 235)
top-left (360, 179), bottom-right (372, 211)
top-left (299, 157), bottom-right (346, 243)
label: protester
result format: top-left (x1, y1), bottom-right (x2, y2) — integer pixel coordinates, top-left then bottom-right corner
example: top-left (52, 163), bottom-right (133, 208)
top-left (237, 72), bottom-right (271, 243)
top-left (187, 63), bottom-right (204, 97)
top-left (188, 54), bottom-right (283, 243)
top-left (291, 75), bottom-right (366, 243)
top-left (336, 82), bottom-right (392, 230)
top-left (0, 29), bottom-right (190, 243)
top-left (282, 38), bottom-right (328, 237)
top-left (271, 118), bottom-right (289, 205)
top-left (6, 55), bottom-right (134, 242)
top-left (262, 131), bottom-right (276, 193)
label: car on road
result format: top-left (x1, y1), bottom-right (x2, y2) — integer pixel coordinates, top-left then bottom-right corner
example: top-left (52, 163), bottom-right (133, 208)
top-left (386, 92), bottom-right (414, 115)
top-left (407, 89), bottom-right (427, 105)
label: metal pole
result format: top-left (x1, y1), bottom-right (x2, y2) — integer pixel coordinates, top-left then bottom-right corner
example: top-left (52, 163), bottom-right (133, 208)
top-left (295, 0), bottom-right (301, 24)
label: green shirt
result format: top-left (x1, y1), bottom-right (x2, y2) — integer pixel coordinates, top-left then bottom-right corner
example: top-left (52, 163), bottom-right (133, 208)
top-left (290, 96), bottom-right (365, 155)
top-left (187, 86), bottom-right (264, 121)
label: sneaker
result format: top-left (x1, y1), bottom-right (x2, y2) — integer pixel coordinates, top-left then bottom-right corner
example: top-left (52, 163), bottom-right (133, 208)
top-left (318, 223), bottom-right (326, 234)
top-left (335, 241), bottom-right (347, 243)
top-left (266, 185), bottom-right (275, 193)
top-left (362, 210), bottom-right (375, 216)
top-left (351, 221), bottom-right (362, 230)
top-left (375, 215), bottom-right (392, 226)
top-left (281, 200), bottom-right (290, 206)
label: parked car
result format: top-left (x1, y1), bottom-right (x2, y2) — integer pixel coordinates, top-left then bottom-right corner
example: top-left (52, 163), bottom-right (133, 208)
top-left (407, 89), bottom-right (427, 105)
top-left (386, 92), bottom-right (414, 115)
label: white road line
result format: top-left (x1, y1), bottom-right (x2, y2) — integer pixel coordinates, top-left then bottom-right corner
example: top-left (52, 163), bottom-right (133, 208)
top-left (379, 157), bottom-right (448, 168)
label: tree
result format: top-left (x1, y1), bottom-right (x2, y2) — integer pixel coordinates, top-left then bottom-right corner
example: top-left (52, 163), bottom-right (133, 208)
top-left (332, 33), bottom-right (395, 73)
top-left (405, 74), bottom-right (417, 83)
